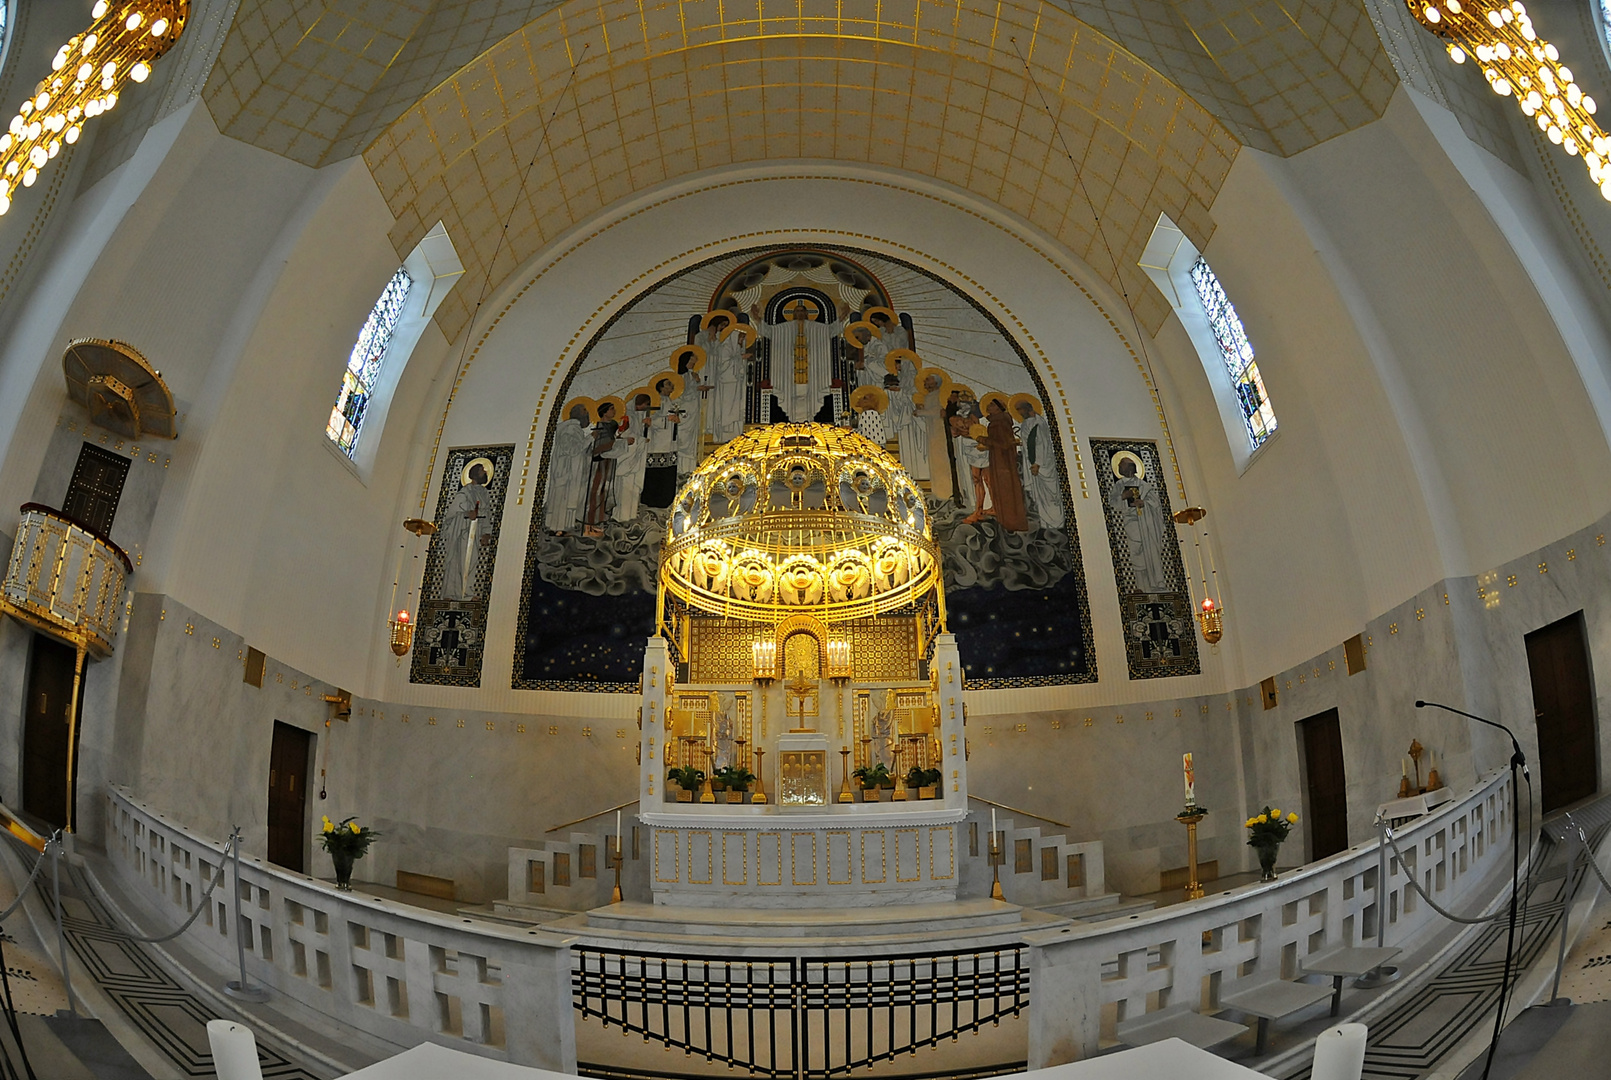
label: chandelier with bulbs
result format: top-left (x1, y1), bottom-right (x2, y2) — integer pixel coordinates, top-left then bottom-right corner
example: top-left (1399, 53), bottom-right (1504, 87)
top-left (1408, 0), bottom-right (1611, 201)
top-left (0, 0), bottom-right (187, 216)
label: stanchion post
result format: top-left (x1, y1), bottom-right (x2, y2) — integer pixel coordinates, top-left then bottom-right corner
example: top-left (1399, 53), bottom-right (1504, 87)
top-left (1549, 817), bottom-right (1583, 1007)
top-left (51, 831), bottom-right (75, 1015)
top-left (223, 827), bottom-right (270, 1002)
top-left (1355, 816), bottom-right (1401, 988)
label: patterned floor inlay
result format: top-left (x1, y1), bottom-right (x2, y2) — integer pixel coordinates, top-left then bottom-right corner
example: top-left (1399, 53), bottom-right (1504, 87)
top-left (1280, 795), bottom-right (1611, 1079)
top-left (3, 839), bottom-right (325, 1080)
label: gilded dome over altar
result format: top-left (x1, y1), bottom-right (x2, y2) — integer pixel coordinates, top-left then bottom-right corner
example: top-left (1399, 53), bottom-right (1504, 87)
top-left (659, 424), bottom-right (941, 624)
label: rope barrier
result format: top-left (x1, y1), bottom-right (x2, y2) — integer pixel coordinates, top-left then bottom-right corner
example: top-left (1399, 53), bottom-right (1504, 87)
top-left (82, 832), bottom-right (236, 944)
top-left (1381, 825), bottom-right (1514, 925)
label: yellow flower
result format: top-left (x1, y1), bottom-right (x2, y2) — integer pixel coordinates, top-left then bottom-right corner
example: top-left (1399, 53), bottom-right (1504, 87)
top-left (349, 821), bottom-right (361, 834)
top-left (1257, 814), bottom-right (1268, 824)
top-left (322, 822), bottom-right (334, 833)
top-left (1245, 818), bottom-right (1256, 828)
top-left (1269, 808), bottom-right (1280, 819)
top-left (1287, 813), bottom-right (1298, 823)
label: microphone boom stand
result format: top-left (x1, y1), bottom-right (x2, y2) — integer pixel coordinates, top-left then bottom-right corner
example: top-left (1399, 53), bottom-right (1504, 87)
top-left (1416, 700), bottom-right (1526, 1080)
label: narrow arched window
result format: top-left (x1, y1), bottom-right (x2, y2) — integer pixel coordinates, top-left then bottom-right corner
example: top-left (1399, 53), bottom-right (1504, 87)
top-left (328, 267), bottom-right (413, 457)
top-left (1187, 256), bottom-right (1276, 450)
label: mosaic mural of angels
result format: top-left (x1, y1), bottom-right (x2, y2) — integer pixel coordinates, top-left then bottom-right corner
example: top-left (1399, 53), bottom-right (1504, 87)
top-left (518, 246), bottom-right (1095, 690)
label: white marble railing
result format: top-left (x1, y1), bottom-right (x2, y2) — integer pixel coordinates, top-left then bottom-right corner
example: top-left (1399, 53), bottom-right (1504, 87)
top-left (103, 772), bottom-right (1512, 1077)
top-left (1025, 768), bottom-right (1514, 1067)
top-left (102, 788), bottom-right (576, 1073)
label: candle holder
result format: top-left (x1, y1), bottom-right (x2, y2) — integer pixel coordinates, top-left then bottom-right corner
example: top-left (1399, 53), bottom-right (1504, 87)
top-left (838, 747), bottom-right (854, 803)
top-left (1175, 807), bottom-right (1208, 900)
top-left (610, 834), bottom-right (623, 903)
top-left (751, 749), bottom-right (767, 804)
top-left (988, 830), bottom-right (1005, 900)
top-left (1409, 739), bottom-right (1424, 794)
top-left (699, 745), bottom-right (717, 803)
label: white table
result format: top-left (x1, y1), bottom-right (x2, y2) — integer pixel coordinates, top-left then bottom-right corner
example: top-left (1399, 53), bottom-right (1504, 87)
top-left (1017, 1037), bottom-right (1267, 1078)
top-left (339, 1044), bottom-right (568, 1079)
top-left (1220, 978), bottom-right (1334, 1054)
top-left (1114, 1008), bottom-right (1246, 1050)
top-left (1302, 944), bottom-right (1402, 1016)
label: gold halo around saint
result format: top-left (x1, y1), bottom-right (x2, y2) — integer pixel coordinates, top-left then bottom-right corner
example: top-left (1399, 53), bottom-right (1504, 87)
top-left (669, 342), bottom-right (706, 373)
top-left (914, 366), bottom-right (952, 406)
top-left (628, 385), bottom-right (660, 409)
top-left (967, 422), bottom-right (988, 440)
top-left (884, 347), bottom-right (920, 375)
top-left (1009, 392), bottom-right (1043, 416)
top-left (863, 306), bottom-right (898, 328)
top-left (650, 370), bottom-right (686, 400)
top-left (700, 310), bottom-right (739, 334)
top-left (724, 321), bottom-right (756, 347)
top-left (948, 382), bottom-right (977, 405)
top-left (594, 395), bottom-right (627, 422)
top-left (849, 385), bottom-right (889, 413)
top-left (979, 391), bottom-right (1011, 417)
top-left (1110, 449), bottom-right (1146, 479)
top-left (844, 321), bottom-right (878, 349)
top-left (461, 457), bottom-right (496, 486)
top-left (562, 396), bottom-right (598, 423)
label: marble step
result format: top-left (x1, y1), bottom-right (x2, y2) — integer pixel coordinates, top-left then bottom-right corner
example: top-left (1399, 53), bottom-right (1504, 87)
top-left (1032, 892), bottom-right (1153, 922)
top-left (581, 896), bottom-right (1031, 939)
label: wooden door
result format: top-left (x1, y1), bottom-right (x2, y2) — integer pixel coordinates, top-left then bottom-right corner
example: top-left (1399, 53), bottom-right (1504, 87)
top-left (1526, 612), bottom-right (1599, 813)
top-left (266, 722), bottom-right (311, 873)
top-left (61, 443), bottom-right (130, 535)
top-left (22, 636), bottom-right (78, 830)
top-left (1299, 709), bottom-right (1349, 860)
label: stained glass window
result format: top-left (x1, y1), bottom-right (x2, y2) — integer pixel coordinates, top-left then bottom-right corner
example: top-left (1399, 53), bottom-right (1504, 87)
top-left (1188, 256), bottom-right (1276, 449)
top-left (328, 267), bottom-right (412, 457)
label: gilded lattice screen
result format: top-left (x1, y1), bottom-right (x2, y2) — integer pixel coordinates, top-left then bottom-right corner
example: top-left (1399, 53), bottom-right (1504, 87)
top-left (687, 618), bottom-right (919, 683)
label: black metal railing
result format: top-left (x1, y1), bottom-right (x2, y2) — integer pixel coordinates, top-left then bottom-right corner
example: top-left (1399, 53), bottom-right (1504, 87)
top-left (573, 944), bottom-right (1028, 1080)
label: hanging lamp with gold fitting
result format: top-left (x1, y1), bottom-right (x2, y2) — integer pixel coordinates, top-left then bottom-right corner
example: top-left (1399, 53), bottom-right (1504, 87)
top-left (1173, 507), bottom-right (1224, 644)
top-left (386, 518), bottom-right (436, 658)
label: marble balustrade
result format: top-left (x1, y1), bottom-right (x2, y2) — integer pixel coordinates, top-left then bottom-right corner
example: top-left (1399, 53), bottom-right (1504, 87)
top-left (105, 771), bottom-right (1510, 1076)
top-left (103, 787), bottom-right (576, 1073)
top-left (1025, 767), bottom-right (1514, 1068)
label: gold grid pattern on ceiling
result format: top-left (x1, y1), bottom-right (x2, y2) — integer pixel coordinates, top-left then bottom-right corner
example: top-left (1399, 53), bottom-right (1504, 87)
top-left (1063, 0), bottom-right (1397, 154)
top-left (357, 0), bottom-right (1243, 342)
top-left (202, 1), bottom-right (1397, 170)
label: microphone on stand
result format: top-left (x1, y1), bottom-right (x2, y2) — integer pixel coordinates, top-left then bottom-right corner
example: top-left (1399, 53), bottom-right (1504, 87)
top-left (1414, 699), bottom-right (1526, 1080)
top-left (1414, 700), bottom-right (1528, 776)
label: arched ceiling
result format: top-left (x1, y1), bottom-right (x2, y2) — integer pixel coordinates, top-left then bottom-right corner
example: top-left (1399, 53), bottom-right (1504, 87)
top-left (199, 0), bottom-right (1399, 342)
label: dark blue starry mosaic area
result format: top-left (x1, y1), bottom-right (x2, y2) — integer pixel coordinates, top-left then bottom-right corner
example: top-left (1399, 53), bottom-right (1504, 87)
top-left (947, 572), bottom-right (1088, 683)
top-left (522, 576), bottom-right (656, 690)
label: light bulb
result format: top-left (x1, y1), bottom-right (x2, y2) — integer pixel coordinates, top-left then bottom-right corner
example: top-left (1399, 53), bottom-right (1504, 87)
top-left (1449, 45), bottom-right (1466, 64)
top-left (64, 125), bottom-right (79, 144)
top-left (0, 195), bottom-right (12, 216)
top-left (28, 147), bottom-right (46, 168)
top-left (396, 610), bottom-right (411, 623)
top-left (47, 140), bottom-right (59, 158)
top-left (51, 52), bottom-right (67, 72)
top-left (1559, 66), bottom-right (1574, 83)
top-left (1566, 137), bottom-right (1580, 155)
top-left (33, 92), bottom-right (48, 111)
top-left (151, 18), bottom-right (168, 36)
top-left (101, 61), bottom-right (116, 79)
top-left (104, 91), bottom-right (117, 110)
top-left (126, 13), bottom-right (143, 30)
top-left (82, 34), bottom-right (97, 55)
top-left (1424, 5), bottom-right (1440, 21)
top-left (1546, 43), bottom-right (1559, 60)
top-left (130, 62), bottom-right (150, 83)
top-left (22, 168), bottom-right (36, 187)
top-left (1494, 79), bottom-right (1512, 96)
top-left (1602, 177), bottom-right (1611, 200)
top-left (1549, 124), bottom-right (1563, 143)
top-left (91, 0), bottom-right (108, 16)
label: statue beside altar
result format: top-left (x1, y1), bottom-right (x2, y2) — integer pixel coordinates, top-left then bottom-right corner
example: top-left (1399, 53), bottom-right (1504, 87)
top-left (636, 423), bottom-right (969, 906)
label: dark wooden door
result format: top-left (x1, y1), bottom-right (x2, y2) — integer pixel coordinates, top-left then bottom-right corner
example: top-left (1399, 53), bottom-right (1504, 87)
top-left (1299, 709), bottom-right (1349, 860)
top-left (23, 636), bottom-right (78, 830)
top-left (61, 443), bottom-right (130, 535)
top-left (1526, 612), bottom-right (1599, 813)
top-left (266, 722), bottom-right (311, 873)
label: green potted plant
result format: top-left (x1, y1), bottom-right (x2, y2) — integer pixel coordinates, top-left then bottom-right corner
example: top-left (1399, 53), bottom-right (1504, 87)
top-left (714, 766), bottom-right (756, 804)
top-left (668, 765), bottom-right (705, 802)
top-left (906, 766), bottom-right (942, 799)
top-left (854, 763), bottom-right (891, 801)
top-left (319, 815), bottom-right (380, 892)
top-left (1245, 805), bottom-right (1298, 881)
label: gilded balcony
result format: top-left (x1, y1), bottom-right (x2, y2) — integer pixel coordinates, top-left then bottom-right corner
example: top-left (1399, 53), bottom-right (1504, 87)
top-left (1, 504), bottom-right (131, 658)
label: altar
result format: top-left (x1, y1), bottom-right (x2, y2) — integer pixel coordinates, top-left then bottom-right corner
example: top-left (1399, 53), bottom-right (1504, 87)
top-left (636, 425), bottom-right (970, 907)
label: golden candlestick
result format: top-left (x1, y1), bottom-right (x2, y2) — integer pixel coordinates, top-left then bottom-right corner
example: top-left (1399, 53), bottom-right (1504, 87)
top-left (1177, 809), bottom-right (1208, 900)
top-left (1409, 739), bottom-right (1424, 793)
top-left (610, 834), bottom-right (623, 903)
top-left (838, 747), bottom-right (854, 803)
top-left (699, 744), bottom-right (716, 802)
top-left (751, 749), bottom-right (767, 803)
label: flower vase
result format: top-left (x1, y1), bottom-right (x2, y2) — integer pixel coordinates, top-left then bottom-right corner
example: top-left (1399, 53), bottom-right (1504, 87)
top-left (1255, 843), bottom-right (1279, 882)
top-left (332, 849), bottom-right (356, 891)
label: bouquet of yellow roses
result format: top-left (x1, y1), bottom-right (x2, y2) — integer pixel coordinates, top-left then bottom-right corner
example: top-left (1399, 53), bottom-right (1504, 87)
top-left (318, 815), bottom-right (380, 858)
top-left (1245, 806), bottom-right (1298, 844)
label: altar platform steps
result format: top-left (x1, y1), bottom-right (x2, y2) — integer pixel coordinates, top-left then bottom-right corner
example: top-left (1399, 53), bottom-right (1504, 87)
top-left (543, 897), bottom-right (1067, 953)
